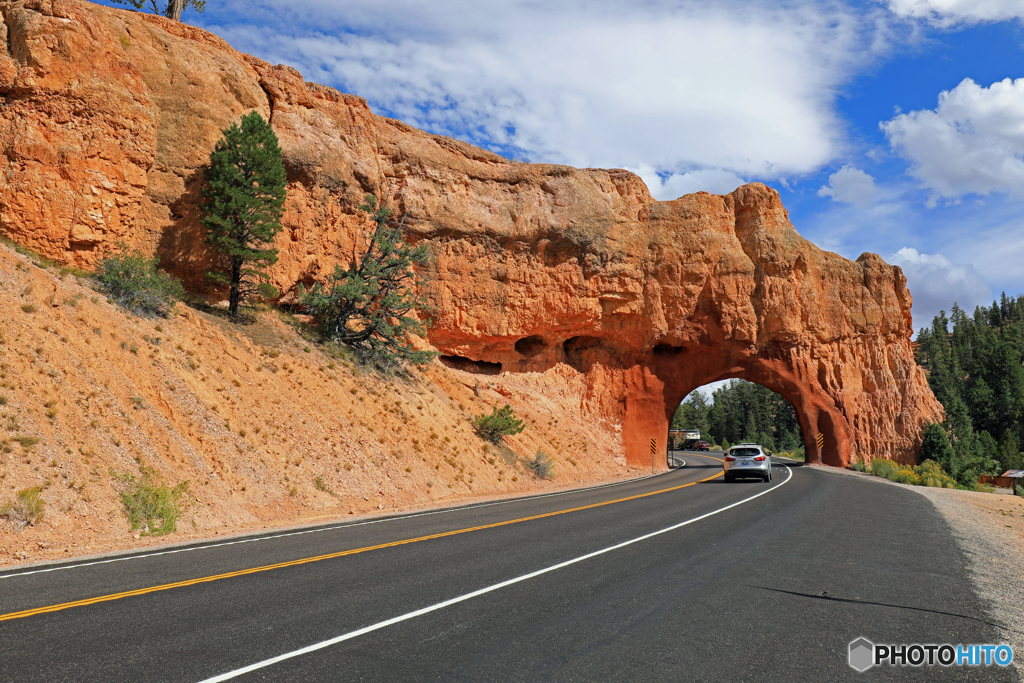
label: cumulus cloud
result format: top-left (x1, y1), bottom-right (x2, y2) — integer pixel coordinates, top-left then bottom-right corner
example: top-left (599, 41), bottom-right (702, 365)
top-left (881, 77), bottom-right (1024, 202)
top-left (203, 0), bottom-right (883, 178)
top-left (887, 0), bottom-right (1024, 25)
top-left (632, 166), bottom-right (746, 200)
top-left (889, 247), bottom-right (992, 332)
top-left (817, 165), bottom-right (878, 207)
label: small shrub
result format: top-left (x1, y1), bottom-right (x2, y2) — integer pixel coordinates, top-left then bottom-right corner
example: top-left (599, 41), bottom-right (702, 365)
top-left (915, 460), bottom-right (958, 489)
top-left (21, 303), bottom-right (36, 314)
top-left (117, 469), bottom-right (190, 536)
top-left (2, 486), bottom-right (46, 529)
top-left (1017, 484), bottom-right (1023, 498)
top-left (869, 458), bottom-right (899, 480)
top-left (313, 476), bottom-right (336, 496)
top-left (531, 449), bottom-right (556, 480)
top-left (474, 404), bottom-right (525, 444)
top-left (96, 245), bottom-right (185, 318)
top-left (15, 435), bottom-right (39, 451)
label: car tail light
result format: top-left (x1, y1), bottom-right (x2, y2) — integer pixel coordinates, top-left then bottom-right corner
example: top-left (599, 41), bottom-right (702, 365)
top-left (724, 456), bottom-right (735, 462)
top-left (754, 455), bottom-right (766, 461)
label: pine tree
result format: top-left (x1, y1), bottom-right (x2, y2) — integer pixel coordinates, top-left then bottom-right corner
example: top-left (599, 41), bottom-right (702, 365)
top-left (110, 0), bottom-right (206, 21)
top-left (300, 194), bottom-right (434, 371)
top-left (201, 111), bottom-right (286, 317)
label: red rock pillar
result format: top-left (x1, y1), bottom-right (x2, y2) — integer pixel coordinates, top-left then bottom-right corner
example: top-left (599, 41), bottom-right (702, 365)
top-left (622, 365), bottom-right (669, 471)
top-left (799, 404), bottom-right (850, 467)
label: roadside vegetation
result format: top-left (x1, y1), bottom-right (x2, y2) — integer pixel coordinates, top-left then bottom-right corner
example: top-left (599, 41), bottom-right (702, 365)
top-left (116, 468), bottom-right (190, 536)
top-left (1, 486), bottom-right (46, 530)
top-left (474, 404), bottom-right (525, 444)
top-left (97, 245), bottom-right (185, 318)
top-left (531, 449), bottom-right (556, 480)
top-left (914, 293), bottom-right (1024, 489)
top-left (851, 457), bottom-right (959, 489)
top-left (202, 111), bottom-right (287, 317)
top-left (300, 193), bottom-right (434, 373)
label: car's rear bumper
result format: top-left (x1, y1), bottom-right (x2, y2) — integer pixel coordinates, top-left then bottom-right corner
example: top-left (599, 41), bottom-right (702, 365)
top-left (724, 466), bottom-right (770, 478)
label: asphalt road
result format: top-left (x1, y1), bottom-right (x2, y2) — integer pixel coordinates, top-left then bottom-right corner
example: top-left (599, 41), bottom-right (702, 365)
top-left (0, 452), bottom-right (1015, 681)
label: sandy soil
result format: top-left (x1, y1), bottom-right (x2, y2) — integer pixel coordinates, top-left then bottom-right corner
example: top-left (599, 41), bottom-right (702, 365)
top-left (0, 242), bottom-right (638, 568)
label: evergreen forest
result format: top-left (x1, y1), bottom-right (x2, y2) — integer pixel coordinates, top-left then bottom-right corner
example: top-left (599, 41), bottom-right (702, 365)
top-left (913, 293), bottom-right (1024, 485)
top-left (671, 380), bottom-right (804, 454)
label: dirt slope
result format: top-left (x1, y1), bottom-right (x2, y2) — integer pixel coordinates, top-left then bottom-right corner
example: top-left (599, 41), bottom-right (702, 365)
top-left (0, 243), bottom-right (632, 566)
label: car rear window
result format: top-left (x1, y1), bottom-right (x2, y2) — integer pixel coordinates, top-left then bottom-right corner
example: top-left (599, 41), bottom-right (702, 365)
top-left (731, 448), bottom-right (760, 457)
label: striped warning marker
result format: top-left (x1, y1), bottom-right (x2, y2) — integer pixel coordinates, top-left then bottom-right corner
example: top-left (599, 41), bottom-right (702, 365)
top-left (650, 438), bottom-right (657, 455)
top-left (816, 432), bottom-right (824, 449)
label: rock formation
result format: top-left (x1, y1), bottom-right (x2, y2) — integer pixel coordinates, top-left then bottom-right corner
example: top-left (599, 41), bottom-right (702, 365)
top-left (0, 0), bottom-right (943, 467)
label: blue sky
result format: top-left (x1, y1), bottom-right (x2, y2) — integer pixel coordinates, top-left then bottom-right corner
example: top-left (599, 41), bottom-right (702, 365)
top-left (99, 0), bottom-right (1024, 333)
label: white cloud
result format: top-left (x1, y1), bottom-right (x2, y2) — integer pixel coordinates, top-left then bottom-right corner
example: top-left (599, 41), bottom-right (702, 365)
top-left (881, 77), bottom-right (1024, 202)
top-left (206, 1), bottom-right (884, 179)
top-left (889, 247), bottom-right (992, 331)
top-left (948, 218), bottom-right (1024, 295)
top-left (817, 165), bottom-right (878, 207)
top-left (631, 165), bottom-right (746, 200)
top-left (887, 0), bottom-right (1024, 25)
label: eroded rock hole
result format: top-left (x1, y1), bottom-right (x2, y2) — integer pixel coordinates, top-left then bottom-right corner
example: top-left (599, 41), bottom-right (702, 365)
top-left (562, 336), bottom-right (602, 371)
top-left (438, 355), bottom-right (502, 375)
top-left (653, 343), bottom-right (683, 356)
top-left (515, 335), bottom-right (546, 357)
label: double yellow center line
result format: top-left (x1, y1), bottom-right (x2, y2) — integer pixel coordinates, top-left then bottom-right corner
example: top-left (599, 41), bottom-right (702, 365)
top-left (1, 465), bottom-right (723, 623)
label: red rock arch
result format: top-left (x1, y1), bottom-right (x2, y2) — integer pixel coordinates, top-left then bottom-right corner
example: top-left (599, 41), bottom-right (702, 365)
top-left (635, 349), bottom-right (853, 470)
top-left (420, 184), bottom-right (943, 469)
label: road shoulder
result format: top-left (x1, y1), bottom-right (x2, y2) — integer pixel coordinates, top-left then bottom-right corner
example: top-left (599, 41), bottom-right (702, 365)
top-left (813, 465), bottom-right (1024, 681)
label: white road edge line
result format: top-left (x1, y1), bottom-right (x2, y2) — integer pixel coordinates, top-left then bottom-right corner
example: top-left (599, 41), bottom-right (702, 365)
top-left (197, 464), bottom-right (793, 683)
top-left (0, 471), bottom-right (667, 580)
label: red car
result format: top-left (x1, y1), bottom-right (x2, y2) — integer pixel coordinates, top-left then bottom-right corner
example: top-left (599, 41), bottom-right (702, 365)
top-left (694, 441), bottom-right (710, 451)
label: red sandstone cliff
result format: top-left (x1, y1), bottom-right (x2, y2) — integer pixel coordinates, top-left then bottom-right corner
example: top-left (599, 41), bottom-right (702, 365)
top-left (0, 0), bottom-right (943, 468)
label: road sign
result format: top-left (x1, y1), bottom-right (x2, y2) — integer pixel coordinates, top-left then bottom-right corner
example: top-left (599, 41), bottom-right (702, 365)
top-left (650, 438), bottom-right (656, 455)
top-left (816, 432), bottom-right (824, 449)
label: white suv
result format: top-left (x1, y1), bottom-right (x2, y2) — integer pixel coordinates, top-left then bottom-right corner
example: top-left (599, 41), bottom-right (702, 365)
top-left (723, 444), bottom-right (772, 482)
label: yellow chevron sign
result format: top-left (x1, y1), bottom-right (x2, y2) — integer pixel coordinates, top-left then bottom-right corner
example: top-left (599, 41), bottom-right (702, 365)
top-left (650, 438), bottom-right (656, 455)
top-left (816, 432), bottom-right (824, 449)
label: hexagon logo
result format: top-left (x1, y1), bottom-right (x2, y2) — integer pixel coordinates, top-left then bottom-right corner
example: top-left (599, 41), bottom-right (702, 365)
top-left (849, 637), bottom-right (874, 672)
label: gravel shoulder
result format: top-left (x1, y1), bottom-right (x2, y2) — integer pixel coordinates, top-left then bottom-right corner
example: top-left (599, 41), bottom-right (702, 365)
top-left (815, 465), bottom-right (1024, 681)
top-left (912, 486), bottom-right (1024, 682)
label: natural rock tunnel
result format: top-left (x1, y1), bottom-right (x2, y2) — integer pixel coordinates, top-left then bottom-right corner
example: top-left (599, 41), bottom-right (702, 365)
top-left (0, 0), bottom-right (944, 469)
top-left (420, 184), bottom-right (944, 469)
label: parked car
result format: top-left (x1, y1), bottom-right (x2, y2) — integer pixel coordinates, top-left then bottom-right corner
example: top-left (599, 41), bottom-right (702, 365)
top-left (723, 443), bottom-right (772, 482)
top-left (694, 441), bottom-right (710, 451)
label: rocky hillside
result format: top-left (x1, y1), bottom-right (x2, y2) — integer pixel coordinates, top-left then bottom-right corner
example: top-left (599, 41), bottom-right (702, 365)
top-left (0, 242), bottom-right (631, 566)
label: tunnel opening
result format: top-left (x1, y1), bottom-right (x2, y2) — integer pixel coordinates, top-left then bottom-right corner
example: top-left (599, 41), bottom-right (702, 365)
top-left (668, 379), bottom-right (805, 458)
top-left (621, 349), bottom-right (850, 472)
